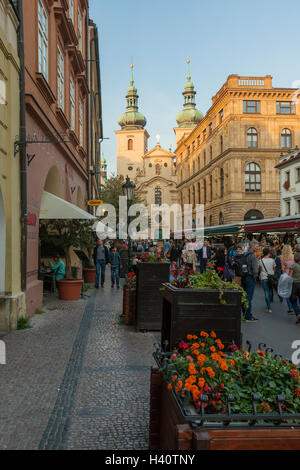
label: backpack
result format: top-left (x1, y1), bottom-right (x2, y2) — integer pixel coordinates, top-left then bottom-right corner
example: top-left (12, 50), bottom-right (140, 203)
top-left (236, 252), bottom-right (251, 278)
top-left (277, 273), bottom-right (293, 299)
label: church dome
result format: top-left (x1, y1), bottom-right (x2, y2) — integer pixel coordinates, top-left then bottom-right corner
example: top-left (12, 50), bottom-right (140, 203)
top-left (176, 59), bottom-right (203, 128)
top-left (118, 64), bottom-right (147, 130)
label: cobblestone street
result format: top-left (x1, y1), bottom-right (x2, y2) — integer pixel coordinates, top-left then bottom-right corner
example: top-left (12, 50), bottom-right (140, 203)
top-left (0, 282), bottom-right (157, 450)
top-left (0, 280), bottom-right (299, 450)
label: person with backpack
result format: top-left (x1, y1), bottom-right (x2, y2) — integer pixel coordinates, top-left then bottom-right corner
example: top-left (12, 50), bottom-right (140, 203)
top-left (240, 240), bottom-right (260, 322)
top-left (258, 248), bottom-right (276, 313)
top-left (288, 252), bottom-right (300, 324)
top-left (231, 244), bottom-right (244, 285)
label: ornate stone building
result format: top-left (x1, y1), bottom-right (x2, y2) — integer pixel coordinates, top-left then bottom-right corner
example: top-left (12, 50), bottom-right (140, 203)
top-left (116, 65), bottom-right (177, 234)
top-left (175, 73), bottom-right (300, 226)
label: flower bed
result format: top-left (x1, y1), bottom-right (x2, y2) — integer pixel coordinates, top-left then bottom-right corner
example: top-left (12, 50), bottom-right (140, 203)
top-left (149, 331), bottom-right (300, 450)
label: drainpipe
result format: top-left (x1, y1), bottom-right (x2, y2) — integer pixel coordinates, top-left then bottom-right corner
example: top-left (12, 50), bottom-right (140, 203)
top-left (17, 0), bottom-right (27, 292)
top-left (85, 6), bottom-right (91, 212)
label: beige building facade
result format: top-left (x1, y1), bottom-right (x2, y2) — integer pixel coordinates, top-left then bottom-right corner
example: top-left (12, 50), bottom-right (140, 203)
top-left (0, 0), bottom-right (26, 331)
top-left (175, 74), bottom-right (300, 226)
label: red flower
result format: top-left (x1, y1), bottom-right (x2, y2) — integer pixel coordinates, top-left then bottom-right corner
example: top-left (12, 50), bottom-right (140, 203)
top-left (178, 342), bottom-right (189, 350)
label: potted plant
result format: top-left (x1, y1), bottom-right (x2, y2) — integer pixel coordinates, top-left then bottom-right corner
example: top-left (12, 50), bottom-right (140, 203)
top-left (161, 265), bottom-right (247, 351)
top-left (123, 272), bottom-right (136, 326)
top-left (81, 226), bottom-right (97, 284)
top-left (40, 220), bottom-right (94, 301)
top-left (150, 331), bottom-right (300, 450)
top-left (135, 254), bottom-right (170, 331)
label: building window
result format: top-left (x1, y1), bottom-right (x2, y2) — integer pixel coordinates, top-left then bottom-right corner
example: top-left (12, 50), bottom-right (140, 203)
top-left (286, 200), bottom-right (291, 216)
top-left (245, 162), bottom-right (261, 192)
top-left (297, 200), bottom-right (300, 214)
top-left (209, 215), bottom-right (213, 226)
top-left (276, 101), bottom-right (295, 115)
top-left (198, 156), bottom-right (200, 170)
top-left (78, 8), bottom-right (83, 52)
top-left (210, 175), bottom-right (213, 201)
top-left (247, 127), bottom-right (258, 148)
top-left (219, 108), bottom-right (224, 123)
top-left (210, 145), bottom-right (213, 160)
top-left (281, 128), bottom-right (292, 148)
top-left (193, 161), bottom-right (195, 174)
top-left (155, 164), bottom-right (161, 175)
top-left (57, 46), bottom-right (64, 111)
top-left (209, 122), bottom-right (212, 135)
top-left (198, 182), bottom-right (201, 204)
top-left (187, 146), bottom-right (190, 157)
top-left (70, 76), bottom-right (75, 131)
top-left (203, 151), bottom-right (206, 166)
top-left (220, 135), bottom-right (223, 153)
top-left (243, 100), bottom-right (260, 113)
top-left (79, 100), bottom-right (84, 146)
top-left (128, 139), bottom-right (133, 150)
top-left (203, 179), bottom-right (206, 203)
top-left (69, 0), bottom-right (74, 22)
top-left (192, 141), bottom-right (195, 152)
top-left (38, 0), bottom-right (48, 79)
top-left (155, 187), bottom-right (162, 206)
top-left (244, 209), bottom-right (264, 221)
top-left (296, 167), bottom-right (300, 183)
top-left (203, 129), bottom-right (207, 141)
top-left (188, 188), bottom-right (191, 205)
top-left (197, 136), bottom-right (200, 147)
top-left (220, 168), bottom-right (224, 198)
top-left (192, 186), bottom-right (195, 206)
top-left (219, 212), bottom-right (224, 225)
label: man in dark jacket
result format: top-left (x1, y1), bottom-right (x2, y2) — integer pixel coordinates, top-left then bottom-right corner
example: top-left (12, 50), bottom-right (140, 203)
top-left (241, 240), bottom-right (260, 322)
top-left (93, 240), bottom-right (110, 288)
top-left (109, 247), bottom-right (122, 288)
top-left (197, 240), bottom-right (212, 273)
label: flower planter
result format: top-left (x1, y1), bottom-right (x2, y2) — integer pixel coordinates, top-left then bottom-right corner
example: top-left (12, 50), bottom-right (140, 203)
top-left (123, 285), bottom-right (136, 326)
top-left (161, 283), bottom-right (242, 350)
top-left (149, 368), bottom-right (300, 450)
top-left (135, 262), bottom-right (170, 331)
top-left (56, 279), bottom-right (83, 301)
top-left (119, 251), bottom-right (128, 279)
top-left (83, 268), bottom-right (96, 284)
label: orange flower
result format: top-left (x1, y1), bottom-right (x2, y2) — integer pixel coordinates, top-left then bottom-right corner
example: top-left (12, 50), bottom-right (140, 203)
top-left (186, 375), bottom-right (197, 385)
top-left (187, 334), bottom-right (193, 340)
top-left (197, 354), bottom-right (207, 366)
top-left (220, 361), bottom-right (229, 371)
top-left (198, 377), bottom-right (205, 389)
top-left (168, 384), bottom-right (173, 391)
top-left (257, 350), bottom-right (266, 358)
top-left (229, 359), bottom-right (235, 368)
top-left (172, 375), bottom-right (178, 383)
top-left (200, 331), bottom-right (209, 338)
top-left (188, 363), bottom-right (197, 376)
top-left (295, 388), bottom-right (300, 397)
top-left (191, 385), bottom-right (201, 402)
top-left (210, 331), bottom-right (217, 338)
top-left (219, 351), bottom-right (226, 357)
top-left (211, 353), bottom-right (221, 362)
top-left (192, 335), bottom-right (198, 340)
top-left (191, 343), bottom-right (200, 351)
top-left (210, 346), bottom-right (216, 352)
top-left (206, 367), bottom-right (215, 378)
top-left (175, 380), bottom-right (183, 393)
top-left (192, 350), bottom-right (200, 357)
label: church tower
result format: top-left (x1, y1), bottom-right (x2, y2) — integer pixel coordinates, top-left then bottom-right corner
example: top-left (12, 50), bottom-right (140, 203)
top-left (174, 58), bottom-right (203, 145)
top-left (116, 64), bottom-right (150, 177)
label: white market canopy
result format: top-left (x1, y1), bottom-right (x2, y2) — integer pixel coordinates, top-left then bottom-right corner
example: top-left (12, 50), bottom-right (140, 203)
top-left (40, 191), bottom-right (97, 220)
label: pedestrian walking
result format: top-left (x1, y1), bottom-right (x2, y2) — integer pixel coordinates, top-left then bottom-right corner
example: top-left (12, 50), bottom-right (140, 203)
top-left (258, 248), bottom-right (276, 313)
top-left (288, 252), bottom-right (300, 324)
top-left (182, 244), bottom-right (197, 271)
top-left (231, 244), bottom-right (244, 286)
top-left (109, 246), bottom-right (122, 288)
top-left (197, 240), bottom-right (212, 273)
top-left (93, 240), bottom-right (110, 288)
top-left (241, 240), bottom-right (260, 322)
top-left (281, 244), bottom-right (295, 313)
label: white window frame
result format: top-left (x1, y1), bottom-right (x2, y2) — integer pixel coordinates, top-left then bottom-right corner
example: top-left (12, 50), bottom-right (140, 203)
top-left (70, 76), bottom-right (75, 131)
top-left (69, 0), bottom-right (74, 22)
top-left (38, 0), bottom-right (48, 79)
top-left (57, 45), bottom-right (65, 111)
top-left (78, 8), bottom-right (82, 52)
top-left (79, 100), bottom-right (84, 146)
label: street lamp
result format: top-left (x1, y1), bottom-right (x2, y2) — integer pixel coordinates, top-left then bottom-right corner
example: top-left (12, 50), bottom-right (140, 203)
top-left (122, 176), bottom-right (136, 273)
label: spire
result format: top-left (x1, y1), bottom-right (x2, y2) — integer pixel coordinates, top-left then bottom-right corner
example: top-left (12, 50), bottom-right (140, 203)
top-left (176, 58), bottom-right (203, 128)
top-left (118, 63), bottom-right (147, 130)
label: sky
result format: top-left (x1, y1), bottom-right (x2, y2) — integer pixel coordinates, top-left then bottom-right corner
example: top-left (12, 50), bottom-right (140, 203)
top-left (89, 0), bottom-right (300, 175)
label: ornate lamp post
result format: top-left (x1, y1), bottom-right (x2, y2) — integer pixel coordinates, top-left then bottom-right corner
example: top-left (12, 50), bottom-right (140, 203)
top-left (122, 175), bottom-right (136, 273)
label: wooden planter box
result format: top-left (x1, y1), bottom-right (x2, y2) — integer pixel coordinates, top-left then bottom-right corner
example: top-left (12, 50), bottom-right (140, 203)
top-left (135, 263), bottom-right (170, 331)
top-left (123, 285), bottom-right (136, 326)
top-left (161, 283), bottom-right (242, 351)
top-left (149, 368), bottom-right (300, 450)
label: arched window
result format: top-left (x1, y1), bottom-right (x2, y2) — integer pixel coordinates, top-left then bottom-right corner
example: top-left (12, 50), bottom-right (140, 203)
top-left (245, 162), bottom-right (261, 192)
top-left (220, 135), bottom-right (223, 153)
top-left (155, 186), bottom-right (162, 206)
top-left (192, 186), bottom-right (195, 206)
top-left (244, 209), bottom-right (264, 221)
top-left (247, 128), bottom-right (258, 148)
top-left (188, 188), bottom-right (191, 205)
top-left (281, 128), bottom-right (292, 148)
top-left (197, 182), bottom-right (201, 204)
top-left (203, 179), bottom-right (207, 203)
top-left (128, 139), bottom-right (133, 150)
top-left (155, 164), bottom-right (161, 175)
top-left (210, 175), bottom-right (213, 201)
top-left (220, 168), bottom-right (224, 198)
top-left (219, 212), bottom-right (224, 225)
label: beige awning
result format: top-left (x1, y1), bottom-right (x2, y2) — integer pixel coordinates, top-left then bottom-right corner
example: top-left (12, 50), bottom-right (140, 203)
top-left (40, 191), bottom-right (96, 220)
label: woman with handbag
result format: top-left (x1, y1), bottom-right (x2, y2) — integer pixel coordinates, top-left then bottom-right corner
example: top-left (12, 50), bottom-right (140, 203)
top-left (258, 248), bottom-right (276, 313)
